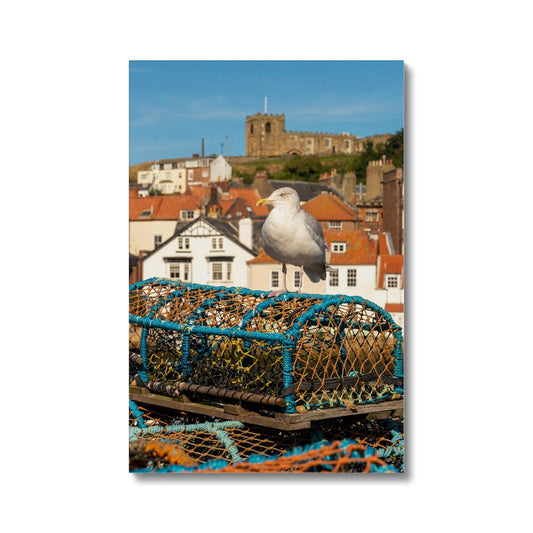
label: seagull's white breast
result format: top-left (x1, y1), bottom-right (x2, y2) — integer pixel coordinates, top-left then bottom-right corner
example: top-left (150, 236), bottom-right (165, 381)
top-left (261, 206), bottom-right (323, 267)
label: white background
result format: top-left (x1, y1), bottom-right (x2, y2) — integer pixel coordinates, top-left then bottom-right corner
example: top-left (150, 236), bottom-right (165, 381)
top-left (1, 1), bottom-right (531, 531)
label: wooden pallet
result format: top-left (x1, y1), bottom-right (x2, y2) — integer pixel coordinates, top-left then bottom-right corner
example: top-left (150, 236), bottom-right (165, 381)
top-left (130, 385), bottom-right (404, 431)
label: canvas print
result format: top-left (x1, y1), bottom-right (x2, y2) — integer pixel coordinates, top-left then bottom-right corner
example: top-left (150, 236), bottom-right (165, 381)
top-left (129, 60), bottom-right (405, 473)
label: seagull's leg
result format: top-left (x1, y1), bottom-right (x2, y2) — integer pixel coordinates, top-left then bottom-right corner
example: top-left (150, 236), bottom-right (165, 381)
top-left (267, 263), bottom-right (288, 298)
top-left (298, 266), bottom-right (304, 293)
top-left (282, 263), bottom-right (288, 293)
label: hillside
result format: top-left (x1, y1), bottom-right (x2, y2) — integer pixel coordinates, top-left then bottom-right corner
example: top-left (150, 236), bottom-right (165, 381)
top-left (129, 129), bottom-right (403, 184)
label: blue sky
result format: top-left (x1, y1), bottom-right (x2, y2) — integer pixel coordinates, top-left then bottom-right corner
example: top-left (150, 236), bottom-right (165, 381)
top-left (129, 60), bottom-right (404, 165)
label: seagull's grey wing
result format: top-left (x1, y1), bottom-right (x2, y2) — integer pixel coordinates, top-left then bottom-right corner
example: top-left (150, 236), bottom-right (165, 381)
top-left (301, 211), bottom-right (327, 256)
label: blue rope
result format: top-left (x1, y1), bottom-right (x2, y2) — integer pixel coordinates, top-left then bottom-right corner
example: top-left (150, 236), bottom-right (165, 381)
top-left (129, 399), bottom-right (146, 428)
top-left (130, 438), bottom-right (400, 473)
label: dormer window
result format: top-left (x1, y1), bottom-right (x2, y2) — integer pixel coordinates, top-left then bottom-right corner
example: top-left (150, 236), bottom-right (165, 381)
top-left (331, 242), bottom-right (347, 253)
top-left (329, 221), bottom-right (341, 229)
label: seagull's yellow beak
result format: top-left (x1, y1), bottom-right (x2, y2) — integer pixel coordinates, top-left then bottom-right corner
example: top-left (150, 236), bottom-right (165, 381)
top-left (256, 198), bottom-right (272, 206)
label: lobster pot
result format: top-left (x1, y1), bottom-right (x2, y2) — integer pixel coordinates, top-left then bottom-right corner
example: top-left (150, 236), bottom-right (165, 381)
top-left (129, 278), bottom-right (403, 414)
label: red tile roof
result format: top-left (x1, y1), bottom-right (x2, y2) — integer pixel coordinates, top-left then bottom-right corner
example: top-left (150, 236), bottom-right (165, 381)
top-left (302, 193), bottom-right (358, 221)
top-left (227, 186), bottom-right (270, 217)
top-left (377, 254), bottom-right (404, 288)
top-left (324, 229), bottom-right (377, 264)
top-left (247, 249), bottom-right (276, 264)
top-left (129, 196), bottom-right (203, 220)
top-left (248, 229), bottom-right (377, 265)
top-left (385, 303), bottom-right (404, 313)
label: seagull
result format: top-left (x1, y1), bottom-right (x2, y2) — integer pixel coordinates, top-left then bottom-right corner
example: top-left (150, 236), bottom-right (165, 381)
top-left (257, 187), bottom-right (327, 296)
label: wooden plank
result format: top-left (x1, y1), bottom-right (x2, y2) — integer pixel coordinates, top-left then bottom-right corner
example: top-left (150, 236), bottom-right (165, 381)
top-left (274, 400), bottom-right (404, 422)
top-left (130, 391), bottom-right (311, 430)
top-left (130, 385), bottom-right (403, 430)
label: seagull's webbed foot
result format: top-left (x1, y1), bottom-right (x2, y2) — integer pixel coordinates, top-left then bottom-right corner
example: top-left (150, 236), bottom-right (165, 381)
top-left (267, 289), bottom-right (288, 298)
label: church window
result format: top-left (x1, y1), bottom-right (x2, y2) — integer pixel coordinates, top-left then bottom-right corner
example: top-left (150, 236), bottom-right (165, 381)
top-left (265, 122), bottom-right (271, 133)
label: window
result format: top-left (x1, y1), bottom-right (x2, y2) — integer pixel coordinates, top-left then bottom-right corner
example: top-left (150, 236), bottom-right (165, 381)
top-left (386, 274), bottom-right (400, 288)
top-left (226, 262), bottom-right (232, 281)
top-left (347, 269), bottom-right (357, 287)
top-left (324, 138), bottom-right (331, 148)
top-left (329, 270), bottom-right (339, 287)
top-left (154, 235), bottom-right (162, 248)
top-left (294, 270), bottom-right (301, 290)
top-left (169, 264), bottom-right (180, 279)
top-left (188, 170), bottom-right (194, 181)
top-left (211, 237), bottom-right (223, 250)
top-left (270, 271), bottom-right (280, 289)
top-left (344, 140), bottom-right (350, 151)
top-left (365, 210), bottom-right (378, 222)
top-left (177, 237), bottom-right (190, 250)
top-left (202, 170), bottom-right (209, 178)
top-left (265, 122), bottom-right (271, 133)
top-left (212, 263), bottom-right (223, 281)
top-left (169, 263), bottom-right (190, 281)
top-left (181, 210), bottom-right (195, 220)
top-left (332, 242), bottom-right (347, 253)
top-left (329, 221), bottom-right (342, 229)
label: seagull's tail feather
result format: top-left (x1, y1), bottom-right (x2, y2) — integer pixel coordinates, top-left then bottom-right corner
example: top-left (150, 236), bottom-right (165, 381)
top-left (304, 262), bottom-right (327, 282)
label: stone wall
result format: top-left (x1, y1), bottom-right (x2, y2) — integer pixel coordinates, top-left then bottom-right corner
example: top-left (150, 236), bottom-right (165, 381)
top-left (245, 113), bottom-right (390, 157)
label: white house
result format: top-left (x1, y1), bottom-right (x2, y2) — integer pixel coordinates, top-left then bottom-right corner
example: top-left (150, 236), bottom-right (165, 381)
top-left (138, 162), bottom-right (187, 194)
top-left (142, 216), bottom-right (255, 288)
top-left (138, 155), bottom-right (231, 189)
top-left (209, 154), bottom-right (232, 183)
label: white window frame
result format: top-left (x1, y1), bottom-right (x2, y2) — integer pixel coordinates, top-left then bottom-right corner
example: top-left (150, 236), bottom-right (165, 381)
top-left (329, 221), bottom-right (341, 229)
top-left (332, 242), bottom-right (347, 253)
top-left (211, 237), bottom-right (224, 250)
top-left (365, 210), bottom-right (378, 222)
top-left (212, 262), bottom-right (223, 281)
top-left (293, 270), bottom-right (301, 290)
top-left (385, 274), bottom-right (400, 288)
top-left (168, 262), bottom-right (190, 281)
top-left (181, 210), bottom-right (195, 220)
top-left (209, 261), bottom-right (232, 283)
top-left (177, 237), bottom-right (190, 250)
top-left (347, 269), bottom-right (357, 287)
top-left (154, 235), bottom-right (162, 248)
top-left (329, 270), bottom-right (339, 287)
top-left (270, 271), bottom-right (280, 289)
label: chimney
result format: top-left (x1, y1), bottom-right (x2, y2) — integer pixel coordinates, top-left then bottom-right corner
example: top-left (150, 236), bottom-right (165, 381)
top-left (201, 138), bottom-right (205, 158)
top-left (238, 217), bottom-right (253, 250)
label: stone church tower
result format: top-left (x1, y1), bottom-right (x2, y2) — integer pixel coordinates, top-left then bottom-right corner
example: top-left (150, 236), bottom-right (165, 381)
top-left (245, 113), bottom-right (287, 157)
top-left (245, 112), bottom-right (387, 158)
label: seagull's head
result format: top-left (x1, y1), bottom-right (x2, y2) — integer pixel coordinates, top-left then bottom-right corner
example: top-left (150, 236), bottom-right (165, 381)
top-left (257, 187), bottom-right (301, 209)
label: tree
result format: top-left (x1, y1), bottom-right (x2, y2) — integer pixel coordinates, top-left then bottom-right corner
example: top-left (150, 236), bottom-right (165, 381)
top-left (274, 155), bottom-right (324, 182)
top-left (385, 129), bottom-right (404, 168)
